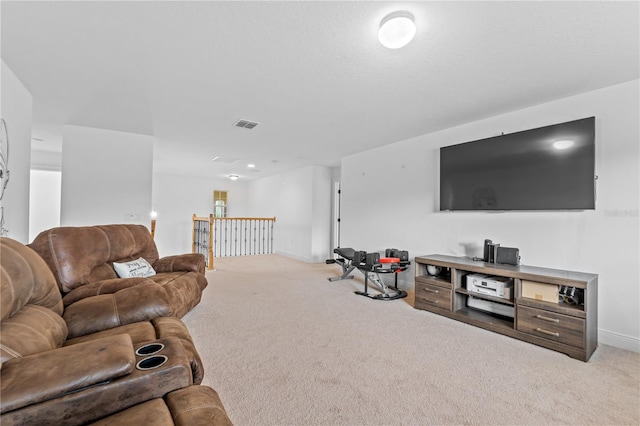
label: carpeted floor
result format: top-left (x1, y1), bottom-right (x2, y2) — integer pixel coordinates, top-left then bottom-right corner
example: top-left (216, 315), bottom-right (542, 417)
top-left (182, 254), bottom-right (640, 426)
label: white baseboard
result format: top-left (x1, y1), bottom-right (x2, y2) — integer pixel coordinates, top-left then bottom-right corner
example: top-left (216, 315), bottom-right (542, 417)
top-left (599, 329), bottom-right (640, 353)
top-left (275, 250), bottom-right (315, 263)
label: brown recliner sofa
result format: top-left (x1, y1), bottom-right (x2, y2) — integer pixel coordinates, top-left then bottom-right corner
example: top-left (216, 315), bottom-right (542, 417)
top-left (0, 237), bottom-right (232, 425)
top-left (29, 224), bottom-right (208, 339)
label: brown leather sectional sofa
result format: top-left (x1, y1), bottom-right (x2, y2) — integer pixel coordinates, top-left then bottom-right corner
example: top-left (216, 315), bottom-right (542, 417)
top-left (1, 229), bottom-right (232, 425)
top-left (29, 224), bottom-right (208, 338)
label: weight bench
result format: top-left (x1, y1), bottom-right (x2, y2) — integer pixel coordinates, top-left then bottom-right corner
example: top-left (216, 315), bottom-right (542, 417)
top-left (326, 247), bottom-right (409, 301)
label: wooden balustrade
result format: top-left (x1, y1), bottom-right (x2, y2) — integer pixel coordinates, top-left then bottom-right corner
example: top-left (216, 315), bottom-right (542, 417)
top-left (192, 215), bottom-right (276, 270)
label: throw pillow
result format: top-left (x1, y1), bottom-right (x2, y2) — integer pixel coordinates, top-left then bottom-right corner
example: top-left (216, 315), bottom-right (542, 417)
top-left (113, 257), bottom-right (156, 278)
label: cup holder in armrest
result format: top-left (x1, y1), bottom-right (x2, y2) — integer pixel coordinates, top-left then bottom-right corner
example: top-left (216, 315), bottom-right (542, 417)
top-left (136, 355), bottom-right (168, 371)
top-left (135, 343), bottom-right (165, 356)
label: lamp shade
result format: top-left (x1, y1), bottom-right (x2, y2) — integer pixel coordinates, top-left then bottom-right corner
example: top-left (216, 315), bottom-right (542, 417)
top-left (378, 11), bottom-right (416, 49)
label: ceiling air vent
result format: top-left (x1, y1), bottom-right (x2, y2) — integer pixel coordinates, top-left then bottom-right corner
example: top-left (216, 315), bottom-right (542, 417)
top-left (234, 119), bottom-right (260, 129)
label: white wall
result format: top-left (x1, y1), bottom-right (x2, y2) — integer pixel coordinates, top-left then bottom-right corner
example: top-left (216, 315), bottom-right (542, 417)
top-left (311, 166), bottom-right (332, 261)
top-left (0, 60), bottom-right (33, 243)
top-left (246, 165), bottom-right (333, 262)
top-left (151, 172), bottom-right (249, 256)
top-left (341, 80), bottom-right (639, 352)
top-left (61, 125), bottom-right (153, 227)
top-left (29, 170), bottom-right (61, 241)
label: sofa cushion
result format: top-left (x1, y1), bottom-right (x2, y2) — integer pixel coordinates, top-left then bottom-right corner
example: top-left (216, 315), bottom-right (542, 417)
top-left (0, 238), bottom-right (68, 365)
top-left (89, 386), bottom-right (233, 426)
top-left (62, 271), bottom-right (206, 316)
top-left (90, 399), bottom-right (173, 425)
top-left (0, 305), bottom-right (68, 364)
top-left (63, 321), bottom-right (158, 347)
top-left (1, 238), bottom-right (63, 320)
top-left (62, 282), bottom-right (172, 338)
top-left (61, 277), bottom-right (154, 307)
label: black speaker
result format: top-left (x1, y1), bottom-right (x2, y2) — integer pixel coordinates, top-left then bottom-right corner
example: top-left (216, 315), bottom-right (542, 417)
top-left (488, 243), bottom-right (500, 263)
top-left (483, 239), bottom-right (492, 262)
top-left (496, 247), bottom-right (520, 265)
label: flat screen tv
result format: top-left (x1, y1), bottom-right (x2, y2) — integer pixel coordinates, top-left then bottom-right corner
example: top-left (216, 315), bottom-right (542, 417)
top-left (439, 117), bottom-right (596, 211)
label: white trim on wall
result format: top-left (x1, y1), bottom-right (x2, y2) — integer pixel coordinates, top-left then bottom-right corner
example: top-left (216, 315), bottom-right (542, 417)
top-left (599, 329), bottom-right (640, 354)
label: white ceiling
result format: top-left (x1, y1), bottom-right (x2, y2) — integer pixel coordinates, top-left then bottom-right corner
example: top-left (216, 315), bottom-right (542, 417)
top-left (2, 1), bottom-right (638, 180)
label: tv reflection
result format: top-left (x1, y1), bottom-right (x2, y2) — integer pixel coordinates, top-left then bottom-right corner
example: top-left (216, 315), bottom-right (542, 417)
top-left (472, 187), bottom-right (497, 209)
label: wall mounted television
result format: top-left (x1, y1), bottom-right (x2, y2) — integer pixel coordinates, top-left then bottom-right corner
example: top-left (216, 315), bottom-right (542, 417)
top-left (439, 117), bottom-right (596, 211)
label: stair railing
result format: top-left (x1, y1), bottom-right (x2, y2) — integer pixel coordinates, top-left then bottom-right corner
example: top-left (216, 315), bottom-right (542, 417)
top-left (192, 215), bottom-right (276, 270)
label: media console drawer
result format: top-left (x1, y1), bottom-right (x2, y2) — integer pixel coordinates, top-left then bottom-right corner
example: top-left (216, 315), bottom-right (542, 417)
top-left (517, 305), bottom-right (585, 349)
top-left (415, 275), bottom-right (451, 289)
top-left (415, 281), bottom-right (452, 311)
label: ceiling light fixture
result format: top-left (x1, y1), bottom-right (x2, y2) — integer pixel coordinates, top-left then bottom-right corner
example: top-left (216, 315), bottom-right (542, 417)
top-left (553, 140), bottom-right (575, 150)
top-left (247, 163), bottom-right (256, 168)
top-left (228, 174), bottom-right (239, 181)
top-left (378, 11), bottom-right (416, 49)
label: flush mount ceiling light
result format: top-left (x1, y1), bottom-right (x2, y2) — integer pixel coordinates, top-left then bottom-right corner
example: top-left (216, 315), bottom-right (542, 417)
top-left (378, 11), bottom-right (416, 49)
top-left (228, 174), bottom-right (239, 181)
top-left (553, 140), bottom-right (575, 150)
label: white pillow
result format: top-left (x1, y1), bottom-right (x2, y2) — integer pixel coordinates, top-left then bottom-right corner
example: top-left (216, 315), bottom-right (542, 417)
top-left (113, 257), bottom-right (156, 278)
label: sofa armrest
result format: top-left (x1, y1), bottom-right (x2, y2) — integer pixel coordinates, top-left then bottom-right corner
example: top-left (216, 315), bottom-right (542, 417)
top-left (1, 334), bottom-right (134, 413)
top-left (166, 385), bottom-right (234, 426)
top-left (153, 253), bottom-right (205, 275)
top-left (63, 283), bottom-right (172, 338)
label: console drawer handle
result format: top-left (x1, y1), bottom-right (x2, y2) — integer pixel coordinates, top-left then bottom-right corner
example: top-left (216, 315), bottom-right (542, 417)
top-left (425, 288), bottom-right (439, 294)
top-left (536, 328), bottom-right (560, 337)
top-left (425, 299), bottom-right (439, 305)
top-left (536, 314), bottom-right (560, 323)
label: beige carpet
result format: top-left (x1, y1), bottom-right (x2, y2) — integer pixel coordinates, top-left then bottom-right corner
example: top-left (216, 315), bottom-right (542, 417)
top-left (182, 254), bottom-right (640, 426)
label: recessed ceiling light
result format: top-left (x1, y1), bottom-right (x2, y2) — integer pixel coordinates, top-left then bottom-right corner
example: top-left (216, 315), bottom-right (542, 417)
top-left (228, 174), bottom-right (239, 181)
top-left (247, 163), bottom-right (256, 168)
top-left (378, 11), bottom-right (416, 49)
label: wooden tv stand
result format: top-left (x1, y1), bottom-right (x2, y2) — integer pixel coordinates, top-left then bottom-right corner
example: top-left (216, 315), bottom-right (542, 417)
top-left (414, 255), bottom-right (598, 361)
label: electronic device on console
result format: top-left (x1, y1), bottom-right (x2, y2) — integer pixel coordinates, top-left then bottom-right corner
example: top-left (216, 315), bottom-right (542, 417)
top-left (466, 273), bottom-right (514, 300)
top-left (483, 239), bottom-right (500, 263)
top-left (482, 239), bottom-right (520, 266)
